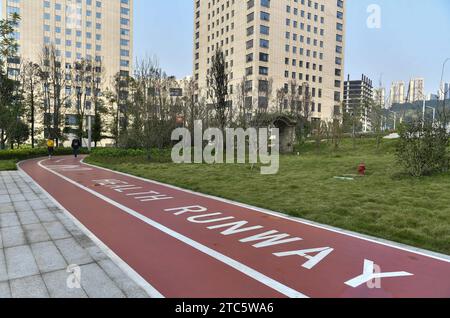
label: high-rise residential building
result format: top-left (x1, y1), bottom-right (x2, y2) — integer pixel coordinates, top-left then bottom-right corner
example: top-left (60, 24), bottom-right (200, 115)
top-left (445, 83), bottom-right (450, 100)
top-left (193, 0), bottom-right (346, 122)
top-left (407, 78), bottom-right (425, 103)
top-left (426, 93), bottom-right (439, 101)
top-left (2, 0), bottom-right (133, 144)
top-left (343, 74), bottom-right (373, 132)
top-left (373, 87), bottom-right (386, 108)
top-left (2, 0), bottom-right (133, 81)
top-left (389, 81), bottom-right (405, 105)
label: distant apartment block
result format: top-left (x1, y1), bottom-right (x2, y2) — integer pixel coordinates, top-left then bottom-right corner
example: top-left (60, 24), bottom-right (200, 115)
top-left (344, 74), bottom-right (373, 132)
top-left (444, 83), bottom-right (450, 100)
top-left (407, 78), bottom-right (425, 103)
top-left (2, 0), bottom-right (133, 141)
top-left (2, 0), bottom-right (133, 79)
top-left (193, 0), bottom-right (346, 122)
top-left (390, 81), bottom-right (405, 105)
top-left (373, 87), bottom-right (386, 108)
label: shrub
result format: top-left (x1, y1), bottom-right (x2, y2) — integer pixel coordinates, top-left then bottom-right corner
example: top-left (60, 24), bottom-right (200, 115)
top-left (396, 121), bottom-right (449, 177)
top-left (90, 147), bottom-right (172, 163)
top-left (0, 147), bottom-right (89, 162)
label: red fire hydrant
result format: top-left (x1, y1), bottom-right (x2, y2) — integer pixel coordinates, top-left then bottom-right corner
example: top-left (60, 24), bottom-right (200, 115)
top-left (358, 163), bottom-right (366, 176)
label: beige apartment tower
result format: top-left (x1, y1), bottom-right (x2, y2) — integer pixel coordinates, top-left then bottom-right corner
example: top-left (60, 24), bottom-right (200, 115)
top-left (2, 0), bottom-right (133, 144)
top-left (193, 0), bottom-right (346, 122)
top-left (2, 0), bottom-right (133, 81)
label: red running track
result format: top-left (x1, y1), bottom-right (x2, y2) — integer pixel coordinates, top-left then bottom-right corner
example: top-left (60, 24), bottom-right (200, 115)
top-left (19, 157), bottom-right (450, 298)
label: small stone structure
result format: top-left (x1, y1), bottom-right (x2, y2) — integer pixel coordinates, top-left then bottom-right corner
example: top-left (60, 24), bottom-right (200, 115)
top-left (272, 116), bottom-right (297, 154)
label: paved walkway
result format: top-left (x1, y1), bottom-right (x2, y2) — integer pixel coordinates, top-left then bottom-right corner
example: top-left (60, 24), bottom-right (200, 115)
top-left (18, 157), bottom-right (450, 298)
top-left (0, 170), bottom-right (149, 298)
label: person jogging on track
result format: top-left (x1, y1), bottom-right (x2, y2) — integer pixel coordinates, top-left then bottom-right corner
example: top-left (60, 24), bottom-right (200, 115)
top-left (71, 138), bottom-right (81, 158)
top-left (47, 138), bottom-right (55, 159)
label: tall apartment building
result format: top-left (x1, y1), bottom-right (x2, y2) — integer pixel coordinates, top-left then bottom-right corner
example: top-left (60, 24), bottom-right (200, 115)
top-left (2, 0), bottom-right (133, 142)
top-left (407, 78), bottom-right (425, 103)
top-left (443, 82), bottom-right (450, 100)
top-left (373, 87), bottom-right (386, 109)
top-left (2, 0), bottom-right (133, 80)
top-left (343, 74), bottom-right (373, 132)
top-left (193, 0), bottom-right (346, 122)
top-left (389, 81), bottom-right (405, 105)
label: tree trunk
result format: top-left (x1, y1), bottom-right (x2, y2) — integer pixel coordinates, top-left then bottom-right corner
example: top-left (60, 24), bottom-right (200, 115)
top-left (0, 130), bottom-right (4, 150)
top-left (30, 81), bottom-right (35, 148)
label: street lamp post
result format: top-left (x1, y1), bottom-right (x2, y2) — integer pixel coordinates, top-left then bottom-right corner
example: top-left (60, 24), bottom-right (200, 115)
top-left (422, 99), bottom-right (427, 128)
top-left (440, 58), bottom-right (450, 99)
top-left (425, 106), bottom-right (436, 126)
top-left (388, 111), bottom-right (397, 131)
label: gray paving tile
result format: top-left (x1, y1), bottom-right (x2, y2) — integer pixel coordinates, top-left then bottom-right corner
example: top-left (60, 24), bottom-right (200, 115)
top-left (56, 215), bottom-right (84, 236)
top-left (45, 201), bottom-right (59, 209)
top-left (0, 249), bottom-right (7, 282)
top-left (12, 201), bottom-right (32, 212)
top-left (80, 263), bottom-right (125, 298)
top-left (0, 204), bottom-right (14, 214)
top-left (74, 234), bottom-right (96, 249)
top-left (0, 213), bottom-right (21, 228)
top-left (43, 270), bottom-right (88, 298)
top-left (34, 209), bottom-right (57, 223)
top-left (1, 226), bottom-right (26, 248)
top-left (31, 241), bottom-right (67, 273)
top-left (0, 195), bottom-right (11, 204)
top-left (10, 194), bottom-right (26, 202)
top-left (23, 223), bottom-right (51, 244)
top-left (86, 245), bottom-right (109, 262)
top-left (5, 245), bottom-right (39, 280)
top-left (17, 211), bottom-right (40, 225)
top-left (0, 230), bottom-right (2, 249)
top-left (27, 200), bottom-right (47, 210)
top-left (98, 259), bottom-right (148, 298)
top-left (0, 282), bottom-right (10, 298)
top-left (25, 194), bottom-right (40, 201)
top-left (10, 275), bottom-right (49, 298)
top-left (54, 238), bottom-right (93, 266)
top-left (42, 221), bottom-right (71, 240)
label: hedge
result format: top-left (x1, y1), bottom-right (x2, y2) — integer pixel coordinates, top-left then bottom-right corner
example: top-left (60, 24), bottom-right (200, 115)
top-left (0, 147), bottom-right (90, 162)
top-left (90, 148), bottom-right (173, 163)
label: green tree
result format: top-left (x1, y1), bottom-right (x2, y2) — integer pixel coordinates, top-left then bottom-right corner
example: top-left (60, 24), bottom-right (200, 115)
top-left (207, 48), bottom-right (230, 131)
top-left (0, 13), bottom-right (20, 68)
top-left (396, 120), bottom-right (449, 177)
top-left (0, 13), bottom-right (23, 150)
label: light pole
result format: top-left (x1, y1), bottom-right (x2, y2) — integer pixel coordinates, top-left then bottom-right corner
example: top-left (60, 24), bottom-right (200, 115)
top-left (440, 58), bottom-right (450, 99)
top-left (422, 99), bottom-right (427, 128)
top-left (388, 111), bottom-right (397, 130)
top-left (425, 106), bottom-right (436, 126)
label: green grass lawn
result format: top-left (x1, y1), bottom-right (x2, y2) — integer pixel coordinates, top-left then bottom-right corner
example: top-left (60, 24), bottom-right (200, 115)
top-left (0, 160), bottom-right (17, 171)
top-left (85, 138), bottom-right (450, 255)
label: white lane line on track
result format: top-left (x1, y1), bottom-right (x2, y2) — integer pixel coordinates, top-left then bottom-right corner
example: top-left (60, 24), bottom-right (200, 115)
top-left (37, 159), bottom-right (308, 298)
top-left (80, 159), bottom-right (450, 264)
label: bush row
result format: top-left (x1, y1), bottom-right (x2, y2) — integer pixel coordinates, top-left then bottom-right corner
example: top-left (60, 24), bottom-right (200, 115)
top-left (0, 147), bottom-right (89, 161)
top-left (90, 148), bottom-right (173, 163)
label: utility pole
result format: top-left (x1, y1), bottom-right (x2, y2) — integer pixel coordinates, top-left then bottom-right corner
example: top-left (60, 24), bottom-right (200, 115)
top-left (425, 106), bottom-right (436, 126)
top-left (389, 111), bottom-right (397, 130)
top-left (422, 99), bottom-right (426, 128)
